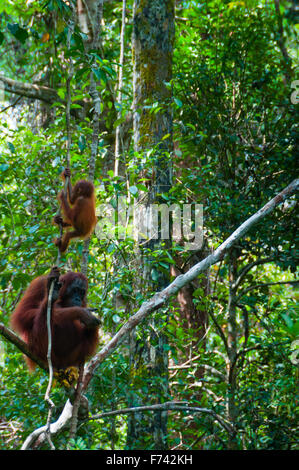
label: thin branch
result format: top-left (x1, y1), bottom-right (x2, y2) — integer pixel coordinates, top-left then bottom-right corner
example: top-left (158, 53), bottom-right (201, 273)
top-left (208, 307), bottom-right (229, 356)
top-left (0, 74), bottom-right (114, 125)
top-left (0, 95), bottom-right (22, 113)
top-left (87, 401), bottom-right (234, 435)
top-left (237, 304), bottom-right (249, 349)
top-left (200, 364), bottom-right (226, 381)
top-left (169, 353), bottom-right (202, 368)
top-left (22, 400), bottom-right (233, 449)
top-left (236, 279), bottom-right (298, 301)
top-left (169, 362), bottom-right (226, 381)
top-left (233, 257), bottom-right (275, 290)
top-left (232, 340), bottom-right (291, 376)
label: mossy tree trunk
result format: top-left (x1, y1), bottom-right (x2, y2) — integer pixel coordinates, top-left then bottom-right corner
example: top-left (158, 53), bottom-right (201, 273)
top-left (126, 0), bottom-right (175, 450)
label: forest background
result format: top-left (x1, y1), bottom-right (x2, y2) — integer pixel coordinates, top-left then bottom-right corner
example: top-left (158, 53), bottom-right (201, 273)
top-left (0, 0), bottom-right (298, 451)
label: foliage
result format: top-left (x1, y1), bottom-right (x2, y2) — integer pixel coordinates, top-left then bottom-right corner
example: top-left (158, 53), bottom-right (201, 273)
top-left (0, 0), bottom-right (298, 450)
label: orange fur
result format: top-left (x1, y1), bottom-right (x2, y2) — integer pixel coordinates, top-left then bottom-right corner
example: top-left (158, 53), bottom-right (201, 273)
top-left (54, 174), bottom-right (97, 253)
top-left (11, 272), bottom-right (100, 370)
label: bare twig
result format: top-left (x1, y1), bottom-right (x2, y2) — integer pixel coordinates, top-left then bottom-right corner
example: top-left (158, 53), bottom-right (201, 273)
top-left (208, 307), bottom-right (229, 356)
top-left (87, 401), bottom-right (233, 435)
top-left (236, 279), bottom-right (298, 301)
top-left (232, 257), bottom-right (275, 290)
top-left (0, 95), bottom-right (22, 113)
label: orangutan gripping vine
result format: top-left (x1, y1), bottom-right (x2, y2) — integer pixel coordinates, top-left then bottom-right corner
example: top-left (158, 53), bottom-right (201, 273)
top-left (53, 168), bottom-right (97, 253)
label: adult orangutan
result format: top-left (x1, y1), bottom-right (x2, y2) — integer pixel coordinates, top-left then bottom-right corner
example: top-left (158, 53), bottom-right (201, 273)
top-left (11, 267), bottom-right (100, 371)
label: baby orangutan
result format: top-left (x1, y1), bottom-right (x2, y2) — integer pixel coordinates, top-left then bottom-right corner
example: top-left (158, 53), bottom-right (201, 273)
top-left (54, 168), bottom-right (97, 253)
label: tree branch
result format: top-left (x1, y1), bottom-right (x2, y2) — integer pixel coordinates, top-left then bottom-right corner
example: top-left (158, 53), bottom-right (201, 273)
top-left (21, 399), bottom-right (73, 450)
top-left (233, 257), bottom-right (275, 290)
top-left (87, 401), bottom-right (234, 435)
top-left (83, 178), bottom-right (299, 389)
top-left (0, 322), bottom-right (47, 372)
top-left (170, 363), bottom-right (226, 381)
top-left (236, 279), bottom-right (299, 301)
top-left (68, 363), bottom-right (84, 443)
top-left (208, 307), bottom-right (229, 355)
top-left (0, 74), bottom-right (83, 120)
top-left (0, 95), bottom-right (22, 113)
top-left (0, 74), bottom-right (62, 104)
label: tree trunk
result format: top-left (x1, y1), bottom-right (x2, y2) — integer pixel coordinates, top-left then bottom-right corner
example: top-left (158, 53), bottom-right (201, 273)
top-left (126, 0), bottom-right (175, 450)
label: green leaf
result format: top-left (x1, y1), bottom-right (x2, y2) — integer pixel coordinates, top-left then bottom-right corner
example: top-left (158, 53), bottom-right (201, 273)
top-left (174, 97), bottom-right (183, 108)
top-left (292, 321), bottom-right (299, 336)
top-left (57, 89), bottom-right (65, 100)
top-left (281, 313), bottom-right (293, 329)
top-left (0, 163), bottom-right (9, 172)
top-left (92, 68), bottom-right (107, 83)
top-left (136, 184), bottom-right (148, 192)
top-left (112, 314), bottom-right (121, 324)
top-left (28, 224), bottom-right (39, 234)
top-left (110, 198), bottom-right (117, 209)
top-left (7, 142), bottom-right (15, 153)
top-left (159, 262), bottom-right (169, 269)
top-left (151, 268), bottom-right (159, 282)
top-left (129, 185), bottom-right (138, 196)
top-left (78, 135), bottom-right (86, 152)
top-left (7, 23), bottom-right (29, 44)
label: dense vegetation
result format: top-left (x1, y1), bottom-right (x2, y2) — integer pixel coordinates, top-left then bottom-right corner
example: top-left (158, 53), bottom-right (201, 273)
top-left (0, 0), bottom-right (298, 450)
